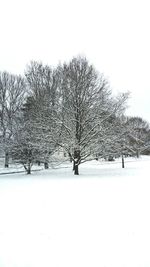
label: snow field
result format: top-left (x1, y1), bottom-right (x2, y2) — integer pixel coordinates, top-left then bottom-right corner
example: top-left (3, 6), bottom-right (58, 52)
top-left (0, 157), bottom-right (150, 267)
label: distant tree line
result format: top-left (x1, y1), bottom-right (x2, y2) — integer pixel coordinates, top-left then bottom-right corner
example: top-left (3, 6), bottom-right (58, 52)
top-left (0, 56), bottom-right (150, 174)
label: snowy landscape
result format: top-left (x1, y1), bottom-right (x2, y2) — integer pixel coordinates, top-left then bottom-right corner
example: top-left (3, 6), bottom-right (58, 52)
top-left (1, 0), bottom-right (150, 266)
top-left (0, 39), bottom-right (150, 267)
top-left (0, 156), bottom-right (150, 267)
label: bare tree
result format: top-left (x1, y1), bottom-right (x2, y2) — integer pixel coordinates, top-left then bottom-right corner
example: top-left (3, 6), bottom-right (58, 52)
top-left (58, 56), bottom-right (129, 174)
top-left (0, 71), bottom-right (26, 167)
top-left (100, 115), bottom-right (150, 168)
top-left (24, 61), bottom-right (62, 168)
top-left (125, 116), bottom-right (150, 157)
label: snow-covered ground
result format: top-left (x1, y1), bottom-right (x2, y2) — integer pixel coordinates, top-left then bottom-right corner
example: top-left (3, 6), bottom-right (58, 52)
top-left (0, 156), bottom-right (150, 267)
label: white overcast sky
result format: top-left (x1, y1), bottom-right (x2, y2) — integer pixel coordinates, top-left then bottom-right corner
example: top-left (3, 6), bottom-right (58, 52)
top-left (0, 0), bottom-right (150, 122)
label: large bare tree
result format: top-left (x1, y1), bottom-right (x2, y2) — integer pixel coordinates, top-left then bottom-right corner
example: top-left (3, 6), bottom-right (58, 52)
top-left (58, 57), bottom-right (129, 174)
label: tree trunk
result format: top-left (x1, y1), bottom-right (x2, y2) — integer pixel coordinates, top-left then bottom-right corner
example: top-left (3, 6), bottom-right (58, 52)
top-left (73, 149), bottom-right (80, 175)
top-left (136, 149), bottom-right (140, 158)
top-left (27, 167), bottom-right (31, 174)
top-left (5, 152), bottom-right (9, 168)
top-left (74, 162), bottom-right (79, 175)
top-left (122, 154), bottom-right (125, 168)
top-left (27, 161), bottom-right (32, 174)
top-left (73, 160), bottom-right (75, 171)
top-left (44, 162), bottom-right (49, 169)
top-left (23, 161), bottom-right (32, 174)
top-left (95, 154), bottom-right (98, 161)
